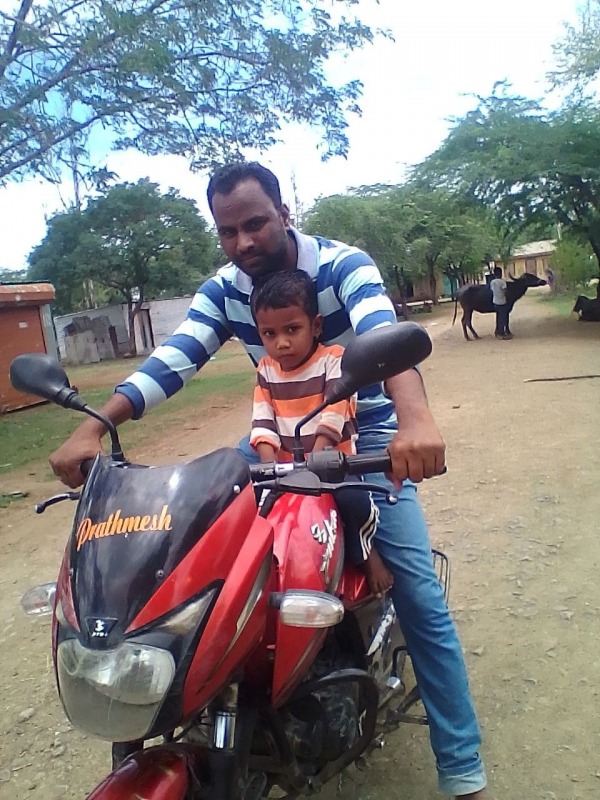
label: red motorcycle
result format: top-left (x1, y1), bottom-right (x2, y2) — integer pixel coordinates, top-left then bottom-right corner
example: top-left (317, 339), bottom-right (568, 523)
top-left (12, 322), bottom-right (449, 800)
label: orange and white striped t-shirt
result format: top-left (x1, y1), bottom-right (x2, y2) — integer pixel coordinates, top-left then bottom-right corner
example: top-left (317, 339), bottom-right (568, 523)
top-left (250, 343), bottom-right (358, 461)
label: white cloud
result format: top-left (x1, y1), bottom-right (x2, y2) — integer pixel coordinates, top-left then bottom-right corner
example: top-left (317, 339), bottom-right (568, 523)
top-left (0, 0), bottom-right (581, 271)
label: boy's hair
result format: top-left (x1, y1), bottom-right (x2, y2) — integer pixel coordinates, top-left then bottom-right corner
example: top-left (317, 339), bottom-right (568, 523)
top-left (207, 162), bottom-right (282, 212)
top-left (251, 270), bottom-right (318, 320)
top-left (493, 266), bottom-right (503, 278)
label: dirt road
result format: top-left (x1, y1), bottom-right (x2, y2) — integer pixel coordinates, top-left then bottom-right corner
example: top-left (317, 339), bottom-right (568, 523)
top-left (1, 293), bottom-right (599, 799)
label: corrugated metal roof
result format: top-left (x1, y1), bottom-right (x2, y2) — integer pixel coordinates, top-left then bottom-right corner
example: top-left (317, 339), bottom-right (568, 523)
top-left (0, 282), bottom-right (55, 304)
top-left (511, 240), bottom-right (557, 258)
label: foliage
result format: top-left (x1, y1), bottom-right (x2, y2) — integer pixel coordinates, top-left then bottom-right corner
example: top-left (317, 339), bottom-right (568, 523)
top-left (417, 86), bottom-right (600, 273)
top-left (0, 267), bottom-right (28, 281)
top-left (549, 0), bottom-right (600, 95)
top-left (28, 180), bottom-right (217, 351)
top-left (0, 0), bottom-right (379, 185)
top-left (549, 237), bottom-right (597, 290)
top-left (304, 185), bottom-right (495, 301)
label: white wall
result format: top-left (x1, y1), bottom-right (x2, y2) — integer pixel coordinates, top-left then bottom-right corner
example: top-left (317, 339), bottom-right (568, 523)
top-left (144, 296), bottom-right (194, 346)
top-left (54, 305), bottom-right (128, 359)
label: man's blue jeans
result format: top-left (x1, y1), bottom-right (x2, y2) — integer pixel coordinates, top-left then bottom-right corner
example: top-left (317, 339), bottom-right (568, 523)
top-left (237, 431), bottom-right (486, 796)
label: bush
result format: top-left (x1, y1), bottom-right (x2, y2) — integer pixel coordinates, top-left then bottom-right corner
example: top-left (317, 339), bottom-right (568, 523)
top-left (549, 239), bottom-right (597, 291)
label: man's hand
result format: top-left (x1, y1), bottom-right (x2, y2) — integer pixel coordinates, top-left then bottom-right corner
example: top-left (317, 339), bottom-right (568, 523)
top-left (49, 393), bottom-right (135, 488)
top-left (384, 369), bottom-right (446, 486)
top-left (387, 407), bottom-right (446, 486)
top-left (50, 429), bottom-right (104, 488)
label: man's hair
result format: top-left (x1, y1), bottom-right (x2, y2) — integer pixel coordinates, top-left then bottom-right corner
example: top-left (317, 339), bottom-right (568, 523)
top-left (251, 270), bottom-right (318, 320)
top-left (493, 266), bottom-right (503, 277)
top-left (207, 162), bottom-right (282, 212)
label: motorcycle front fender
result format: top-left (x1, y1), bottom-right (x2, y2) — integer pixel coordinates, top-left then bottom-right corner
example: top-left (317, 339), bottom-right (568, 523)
top-left (86, 746), bottom-right (190, 800)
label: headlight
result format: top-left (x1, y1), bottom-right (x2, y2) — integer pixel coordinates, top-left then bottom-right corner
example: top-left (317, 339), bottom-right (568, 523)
top-left (57, 640), bottom-right (175, 741)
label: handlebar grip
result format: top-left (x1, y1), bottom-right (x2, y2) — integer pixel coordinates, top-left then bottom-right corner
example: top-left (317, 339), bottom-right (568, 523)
top-left (345, 452), bottom-right (393, 476)
top-left (347, 454), bottom-right (448, 478)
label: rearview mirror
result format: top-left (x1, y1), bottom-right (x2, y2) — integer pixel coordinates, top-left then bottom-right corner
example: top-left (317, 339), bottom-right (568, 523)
top-left (10, 354), bottom-right (86, 411)
top-left (326, 322), bottom-right (432, 404)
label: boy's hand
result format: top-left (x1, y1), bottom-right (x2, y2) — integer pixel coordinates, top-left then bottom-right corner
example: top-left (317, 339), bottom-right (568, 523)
top-left (256, 442), bottom-right (278, 463)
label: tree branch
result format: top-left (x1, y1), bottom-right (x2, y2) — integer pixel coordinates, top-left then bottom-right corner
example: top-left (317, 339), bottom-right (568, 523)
top-left (0, 0), bottom-right (34, 81)
top-left (0, 105), bottom-right (131, 180)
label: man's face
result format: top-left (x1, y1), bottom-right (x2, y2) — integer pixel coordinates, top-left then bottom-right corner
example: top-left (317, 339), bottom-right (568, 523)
top-left (211, 178), bottom-right (293, 279)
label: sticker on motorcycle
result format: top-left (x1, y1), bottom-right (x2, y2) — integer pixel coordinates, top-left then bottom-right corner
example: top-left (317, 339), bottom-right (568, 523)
top-left (76, 504), bottom-right (173, 550)
top-left (311, 509), bottom-right (338, 577)
top-left (85, 617), bottom-right (118, 639)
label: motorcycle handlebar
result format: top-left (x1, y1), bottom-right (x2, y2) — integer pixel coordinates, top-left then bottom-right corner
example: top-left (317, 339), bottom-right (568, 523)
top-left (249, 451), bottom-right (445, 485)
top-left (249, 450), bottom-right (393, 484)
top-left (344, 452), bottom-right (393, 476)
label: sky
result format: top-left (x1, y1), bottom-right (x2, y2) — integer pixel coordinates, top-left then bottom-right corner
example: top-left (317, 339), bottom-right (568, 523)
top-left (0, 0), bottom-right (582, 272)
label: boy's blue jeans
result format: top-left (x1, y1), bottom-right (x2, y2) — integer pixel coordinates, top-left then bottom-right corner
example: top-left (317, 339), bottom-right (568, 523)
top-left (237, 429), bottom-right (486, 797)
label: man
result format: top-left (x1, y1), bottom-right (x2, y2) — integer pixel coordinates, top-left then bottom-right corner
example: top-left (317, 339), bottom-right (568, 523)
top-left (490, 266), bottom-right (512, 340)
top-left (50, 162), bottom-right (489, 799)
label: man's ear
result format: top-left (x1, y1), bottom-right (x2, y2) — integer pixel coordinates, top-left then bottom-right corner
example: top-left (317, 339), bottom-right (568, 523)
top-left (280, 204), bottom-right (291, 228)
top-left (312, 313), bottom-right (324, 339)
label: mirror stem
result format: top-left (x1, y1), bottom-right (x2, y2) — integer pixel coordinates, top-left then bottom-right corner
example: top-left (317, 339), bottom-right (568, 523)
top-left (292, 400), bottom-right (329, 465)
top-left (83, 407), bottom-right (125, 462)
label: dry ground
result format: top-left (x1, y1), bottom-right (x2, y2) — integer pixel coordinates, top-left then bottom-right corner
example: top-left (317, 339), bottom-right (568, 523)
top-left (1, 292), bottom-right (599, 799)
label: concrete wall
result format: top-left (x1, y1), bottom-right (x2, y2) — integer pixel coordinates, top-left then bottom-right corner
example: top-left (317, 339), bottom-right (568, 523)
top-left (55, 305), bottom-right (128, 359)
top-left (143, 296), bottom-right (194, 346)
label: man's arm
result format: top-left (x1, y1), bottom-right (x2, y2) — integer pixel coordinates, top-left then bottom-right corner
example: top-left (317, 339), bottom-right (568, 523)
top-left (384, 370), bottom-right (445, 485)
top-left (50, 273), bottom-right (233, 487)
top-left (332, 247), bottom-right (445, 483)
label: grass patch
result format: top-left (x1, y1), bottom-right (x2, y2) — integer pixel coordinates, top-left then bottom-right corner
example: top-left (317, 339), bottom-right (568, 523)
top-left (534, 292), bottom-right (578, 317)
top-left (0, 492), bottom-right (29, 508)
top-left (0, 367), bottom-right (255, 477)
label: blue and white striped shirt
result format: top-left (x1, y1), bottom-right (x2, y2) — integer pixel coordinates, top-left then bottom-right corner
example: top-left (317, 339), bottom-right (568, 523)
top-left (116, 229), bottom-right (398, 431)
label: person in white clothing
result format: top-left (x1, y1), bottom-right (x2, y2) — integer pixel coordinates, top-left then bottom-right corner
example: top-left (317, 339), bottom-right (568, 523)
top-left (490, 266), bottom-right (512, 339)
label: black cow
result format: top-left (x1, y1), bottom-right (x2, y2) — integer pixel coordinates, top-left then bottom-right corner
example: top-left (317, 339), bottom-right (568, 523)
top-left (453, 273), bottom-right (547, 341)
top-left (573, 294), bottom-right (600, 321)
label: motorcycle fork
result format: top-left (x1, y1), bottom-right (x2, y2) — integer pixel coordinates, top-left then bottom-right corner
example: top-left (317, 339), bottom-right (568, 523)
top-left (197, 683), bottom-right (264, 800)
top-left (111, 739), bottom-right (143, 770)
top-left (211, 683), bottom-right (239, 750)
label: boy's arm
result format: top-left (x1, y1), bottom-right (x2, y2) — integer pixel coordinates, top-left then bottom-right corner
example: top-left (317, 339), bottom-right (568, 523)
top-left (314, 350), bottom-right (353, 447)
top-left (249, 367), bottom-right (281, 462)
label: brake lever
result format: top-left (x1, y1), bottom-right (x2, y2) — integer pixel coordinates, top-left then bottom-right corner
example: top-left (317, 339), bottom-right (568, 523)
top-left (35, 492), bottom-right (81, 514)
top-left (252, 477), bottom-right (397, 505)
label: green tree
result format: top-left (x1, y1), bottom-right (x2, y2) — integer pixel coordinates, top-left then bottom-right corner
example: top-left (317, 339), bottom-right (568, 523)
top-left (0, 267), bottom-right (28, 281)
top-left (29, 180), bottom-right (217, 353)
top-left (549, 237), bottom-right (597, 291)
top-left (418, 87), bottom-right (600, 295)
top-left (549, 0), bottom-right (600, 95)
top-left (304, 186), bottom-right (495, 303)
top-left (0, 0), bottom-right (378, 185)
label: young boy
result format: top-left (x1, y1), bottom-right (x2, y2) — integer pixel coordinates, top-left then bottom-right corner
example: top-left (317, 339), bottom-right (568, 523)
top-left (249, 269), bottom-right (393, 596)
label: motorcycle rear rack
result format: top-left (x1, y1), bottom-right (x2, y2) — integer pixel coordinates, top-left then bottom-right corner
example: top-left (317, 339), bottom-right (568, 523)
top-left (432, 548), bottom-right (450, 603)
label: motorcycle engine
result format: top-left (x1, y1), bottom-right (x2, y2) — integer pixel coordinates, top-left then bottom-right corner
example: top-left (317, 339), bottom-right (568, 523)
top-left (282, 645), bottom-right (361, 765)
top-left (283, 684), bottom-right (359, 763)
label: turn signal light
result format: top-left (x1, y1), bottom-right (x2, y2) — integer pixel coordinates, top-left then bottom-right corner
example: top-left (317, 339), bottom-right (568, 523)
top-left (276, 591), bottom-right (344, 628)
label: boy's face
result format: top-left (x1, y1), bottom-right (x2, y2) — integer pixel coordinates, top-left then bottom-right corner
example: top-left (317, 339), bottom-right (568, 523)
top-left (255, 304), bottom-right (322, 371)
